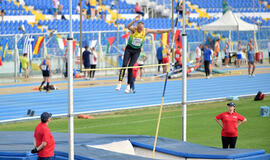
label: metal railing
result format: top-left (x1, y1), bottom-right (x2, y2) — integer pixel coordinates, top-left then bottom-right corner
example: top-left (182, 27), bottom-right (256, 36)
top-left (0, 26), bottom-right (269, 82)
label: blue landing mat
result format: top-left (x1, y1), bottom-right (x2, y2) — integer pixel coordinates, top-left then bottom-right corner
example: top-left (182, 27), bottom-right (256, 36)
top-left (0, 132), bottom-right (269, 160)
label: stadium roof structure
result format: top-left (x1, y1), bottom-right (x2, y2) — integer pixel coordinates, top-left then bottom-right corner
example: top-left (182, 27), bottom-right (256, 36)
top-left (200, 10), bottom-right (258, 31)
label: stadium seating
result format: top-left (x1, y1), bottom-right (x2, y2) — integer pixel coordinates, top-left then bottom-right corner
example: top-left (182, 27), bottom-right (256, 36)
top-left (0, 0), bottom-right (269, 56)
top-left (0, 0), bottom-right (31, 15)
top-left (189, 0), bottom-right (261, 10)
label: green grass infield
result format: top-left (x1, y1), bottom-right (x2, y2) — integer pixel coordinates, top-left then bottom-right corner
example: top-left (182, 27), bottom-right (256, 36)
top-left (0, 96), bottom-right (269, 152)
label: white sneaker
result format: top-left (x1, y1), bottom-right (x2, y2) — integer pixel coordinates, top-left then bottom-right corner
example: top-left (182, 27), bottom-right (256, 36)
top-left (125, 85), bottom-right (130, 93)
top-left (115, 84), bottom-right (121, 91)
top-left (248, 74), bottom-right (251, 77)
top-left (252, 74), bottom-right (255, 77)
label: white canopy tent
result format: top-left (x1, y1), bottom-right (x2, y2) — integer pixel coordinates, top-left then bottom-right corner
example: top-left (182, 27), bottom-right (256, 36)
top-left (200, 10), bottom-right (258, 31)
top-left (200, 10), bottom-right (259, 51)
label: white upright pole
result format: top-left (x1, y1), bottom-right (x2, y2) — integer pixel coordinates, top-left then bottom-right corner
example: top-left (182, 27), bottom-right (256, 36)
top-left (14, 35), bottom-right (18, 82)
top-left (117, 0), bottom-right (119, 56)
top-left (43, 33), bottom-right (47, 58)
top-left (229, 30), bottom-right (232, 52)
top-left (182, 0), bottom-right (187, 142)
top-left (68, 0), bottom-right (74, 159)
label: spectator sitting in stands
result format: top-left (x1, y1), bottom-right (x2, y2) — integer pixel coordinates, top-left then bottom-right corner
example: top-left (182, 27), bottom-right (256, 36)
top-left (176, 1), bottom-right (190, 18)
top-left (134, 2), bottom-right (144, 17)
top-left (16, 0), bottom-right (25, 5)
top-left (110, 1), bottom-right (115, 9)
top-left (76, 2), bottom-right (87, 19)
top-left (0, 10), bottom-right (5, 21)
top-left (86, 0), bottom-right (96, 19)
top-left (99, 9), bottom-right (107, 20)
top-left (52, 0), bottom-right (63, 19)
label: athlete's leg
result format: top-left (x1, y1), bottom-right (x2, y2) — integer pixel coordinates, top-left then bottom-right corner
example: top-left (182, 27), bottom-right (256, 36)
top-left (127, 51), bottom-right (140, 85)
top-left (119, 47), bottom-right (131, 82)
top-left (46, 77), bottom-right (50, 92)
top-left (251, 63), bottom-right (256, 76)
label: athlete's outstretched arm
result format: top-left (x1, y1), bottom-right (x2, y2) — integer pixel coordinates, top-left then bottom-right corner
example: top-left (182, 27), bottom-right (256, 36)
top-left (146, 28), bottom-right (173, 34)
top-left (126, 15), bottom-right (140, 32)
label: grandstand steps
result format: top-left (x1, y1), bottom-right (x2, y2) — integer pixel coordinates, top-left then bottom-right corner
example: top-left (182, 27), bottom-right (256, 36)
top-left (188, 3), bottom-right (209, 18)
top-left (12, 0), bottom-right (48, 32)
top-left (261, 0), bottom-right (270, 9)
top-left (99, 5), bottom-right (125, 23)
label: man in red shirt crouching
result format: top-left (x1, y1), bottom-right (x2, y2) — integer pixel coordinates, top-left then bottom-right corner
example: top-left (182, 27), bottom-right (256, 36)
top-left (32, 112), bottom-right (55, 160)
top-left (215, 102), bottom-right (247, 149)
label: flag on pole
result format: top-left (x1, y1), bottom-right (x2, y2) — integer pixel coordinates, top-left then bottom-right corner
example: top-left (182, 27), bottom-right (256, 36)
top-left (161, 32), bottom-right (169, 46)
top-left (90, 40), bottom-right (97, 49)
top-left (56, 37), bottom-right (67, 50)
top-left (23, 35), bottom-right (34, 62)
top-left (175, 30), bottom-right (182, 49)
top-left (222, 0), bottom-right (229, 14)
top-left (1, 39), bottom-right (8, 61)
top-left (72, 40), bottom-right (76, 55)
top-left (122, 32), bottom-right (130, 39)
top-left (64, 40), bottom-right (77, 57)
top-left (153, 33), bottom-right (156, 40)
top-left (106, 37), bottom-right (115, 54)
top-left (33, 36), bottom-right (45, 55)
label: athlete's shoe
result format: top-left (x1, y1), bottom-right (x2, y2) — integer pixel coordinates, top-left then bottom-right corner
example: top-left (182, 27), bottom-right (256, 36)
top-left (125, 86), bottom-right (130, 93)
top-left (39, 87), bottom-right (42, 92)
top-left (252, 74), bottom-right (255, 77)
top-left (46, 90), bottom-right (50, 93)
top-left (115, 84), bottom-right (121, 91)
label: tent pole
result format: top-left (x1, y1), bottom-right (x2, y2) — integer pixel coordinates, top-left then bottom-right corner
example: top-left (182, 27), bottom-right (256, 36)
top-left (229, 30), bottom-right (232, 52)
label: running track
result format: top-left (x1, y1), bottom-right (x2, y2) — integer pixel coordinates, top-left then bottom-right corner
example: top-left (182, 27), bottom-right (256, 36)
top-left (0, 73), bottom-right (270, 122)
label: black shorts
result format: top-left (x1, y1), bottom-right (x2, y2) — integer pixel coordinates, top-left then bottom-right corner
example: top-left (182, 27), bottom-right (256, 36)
top-left (42, 71), bottom-right (50, 77)
top-left (248, 61), bottom-right (254, 65)
top-left (179, 11), bottom-right (183, 16)
top-left (84, 64), bottom-right (90, 69)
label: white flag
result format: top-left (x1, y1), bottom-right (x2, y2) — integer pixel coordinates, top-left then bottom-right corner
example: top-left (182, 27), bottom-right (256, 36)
top-left (23, 35), bottom-right (34, 62)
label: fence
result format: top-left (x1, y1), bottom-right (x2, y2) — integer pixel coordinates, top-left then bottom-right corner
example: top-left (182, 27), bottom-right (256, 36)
top-left (0, 30), bottom-right (158, 81)
top-left (0, 27), bottom-right (269, 82)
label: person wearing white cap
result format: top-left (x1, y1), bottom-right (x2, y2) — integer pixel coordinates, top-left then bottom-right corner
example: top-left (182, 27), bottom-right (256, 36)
top-left (215, 102), bottom-right (247, 149)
